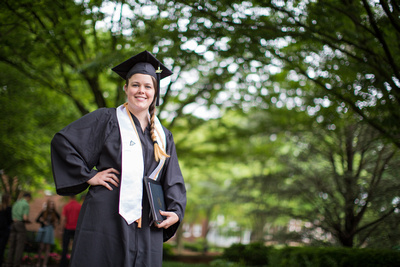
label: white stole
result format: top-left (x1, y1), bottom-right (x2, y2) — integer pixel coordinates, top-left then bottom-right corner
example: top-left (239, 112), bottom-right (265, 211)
top-left (116, 103), bottom-right (166, 225)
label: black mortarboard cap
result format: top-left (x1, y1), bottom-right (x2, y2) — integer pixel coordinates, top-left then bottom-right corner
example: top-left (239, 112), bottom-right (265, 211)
top-left (112, 50), bottom-right (173, 106)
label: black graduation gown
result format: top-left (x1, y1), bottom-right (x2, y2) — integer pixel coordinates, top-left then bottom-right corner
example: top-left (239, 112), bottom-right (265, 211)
top-left (51, 108), bottom-right (186, 267)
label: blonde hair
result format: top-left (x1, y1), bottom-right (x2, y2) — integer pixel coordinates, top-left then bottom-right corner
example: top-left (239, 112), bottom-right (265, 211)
top-left (149, 76), bottom-right (170, 162)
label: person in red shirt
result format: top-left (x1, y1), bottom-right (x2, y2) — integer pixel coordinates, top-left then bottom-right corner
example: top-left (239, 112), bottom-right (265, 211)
top-left (59, 196), bottom-right (81, 267)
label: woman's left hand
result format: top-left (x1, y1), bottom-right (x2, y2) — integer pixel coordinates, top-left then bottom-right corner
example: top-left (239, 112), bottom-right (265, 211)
top-left (155, 211), bottom-right (179, 229)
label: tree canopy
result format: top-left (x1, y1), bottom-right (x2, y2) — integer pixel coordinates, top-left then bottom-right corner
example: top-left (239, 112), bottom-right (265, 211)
top-left (171, 0), bottom-right (400, 147)
top-left (1, 0), bottom-right (399, 248)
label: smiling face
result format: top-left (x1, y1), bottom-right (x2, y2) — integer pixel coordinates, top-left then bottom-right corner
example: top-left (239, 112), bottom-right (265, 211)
top-left (124, 73), bottom-right (156, 116)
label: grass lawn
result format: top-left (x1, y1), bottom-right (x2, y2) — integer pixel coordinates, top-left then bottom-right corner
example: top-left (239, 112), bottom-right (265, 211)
top-left (163, 262), bottom-right (211, 267)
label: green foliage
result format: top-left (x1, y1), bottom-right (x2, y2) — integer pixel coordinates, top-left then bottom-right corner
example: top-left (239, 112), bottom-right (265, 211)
top-left (221, 243), bottom-right (400, 267)
top-left (184, 239), bottom-right (207, 253)
top-left (219, 104), bottom-right (400, 247)
top-left (171, 0), bottom-right (400, 148)
top-left (270, 246), bottom-right (400, 267)
top-left (1, 0), bottom-right (400, 251)
top-left (210, 259), bottom-right (243, 267)
top-left (283, 116), bottom-right (400, 247)
top-left (221, 242), bottom-right (270, 266)
top-left (163, 262), bottom-right (211, 267)
top-left (0, 61), bottom-right (78, 193)
top-left (163, 243), bottom-right (175, 260)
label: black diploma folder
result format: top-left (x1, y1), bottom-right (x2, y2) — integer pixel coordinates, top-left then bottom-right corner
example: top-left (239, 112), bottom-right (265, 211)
top-left (144, 177), bottom-right (166, 225)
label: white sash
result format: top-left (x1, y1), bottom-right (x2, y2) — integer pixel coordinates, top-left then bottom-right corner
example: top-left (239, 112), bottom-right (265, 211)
top-left (116, 104), bottom-right (166, 225)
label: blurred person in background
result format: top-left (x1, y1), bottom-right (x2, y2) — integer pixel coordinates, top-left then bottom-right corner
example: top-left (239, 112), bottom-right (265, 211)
top-left (35, 199), bottom-right (60, 267)
top-left (6, 192), bottom-right (32, 267)
top-left (59, 196), bottom-right (81, 267)
top-left (0, 194), bottom-right (12, 266)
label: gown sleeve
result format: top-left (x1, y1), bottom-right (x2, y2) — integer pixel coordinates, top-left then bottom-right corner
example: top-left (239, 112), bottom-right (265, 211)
top-left (51, 108), bottom-right (115, 196)
top-left (161, 130), bottom-right (187, 242)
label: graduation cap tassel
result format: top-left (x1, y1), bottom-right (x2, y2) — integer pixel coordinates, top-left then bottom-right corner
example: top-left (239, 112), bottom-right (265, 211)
top-left (156, 66), bottom-right (162, 106)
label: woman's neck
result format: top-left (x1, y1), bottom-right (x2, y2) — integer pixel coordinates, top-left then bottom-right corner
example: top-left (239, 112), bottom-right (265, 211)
top-left (127, 106), bottom-right (148, 132)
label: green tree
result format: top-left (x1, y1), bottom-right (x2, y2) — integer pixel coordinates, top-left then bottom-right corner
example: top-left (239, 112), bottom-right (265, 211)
top-left (168, 0), bottom-right (400, 147)
top-left (215, 104), bottom-right (400, 247)
top-left (2, 0), bottom-right (400, 250)
top-left (223, 107), bottom-right (310, 243)
top-left (0, 0), bottom-right (228, 118)
top-left (283, 114), bottom-right (400, 247)
top-left (174, 112), bottom-right (248, 248)
top-left (0, 0), bottom-right (205, 183)
top-left (1, 0), bottom-right (124, 114)
top-left (0, 61), bottom-right (76, 190)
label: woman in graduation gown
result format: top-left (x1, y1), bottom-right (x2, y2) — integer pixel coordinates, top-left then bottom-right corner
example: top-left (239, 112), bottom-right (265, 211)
top-left (51, 51), bottom-right (186, 267)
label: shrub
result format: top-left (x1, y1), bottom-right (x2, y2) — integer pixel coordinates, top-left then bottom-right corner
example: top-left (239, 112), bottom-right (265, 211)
top-left (184, 238), bottom-right (208, 253)
top-left (221, 242), bottom-right (269, 266)
top-left (221, 243), bottom-right (246, 264)
top-left (221, 243), bottom-right (400, 267)
top-left (271, 246), bottom-right (400, 267)
top-left (163, 243), bottom-right (174, 260)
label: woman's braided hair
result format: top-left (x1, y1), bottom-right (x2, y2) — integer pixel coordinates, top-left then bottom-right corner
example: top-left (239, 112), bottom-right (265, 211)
top-left (148, 76), bottom-right (170, 161)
